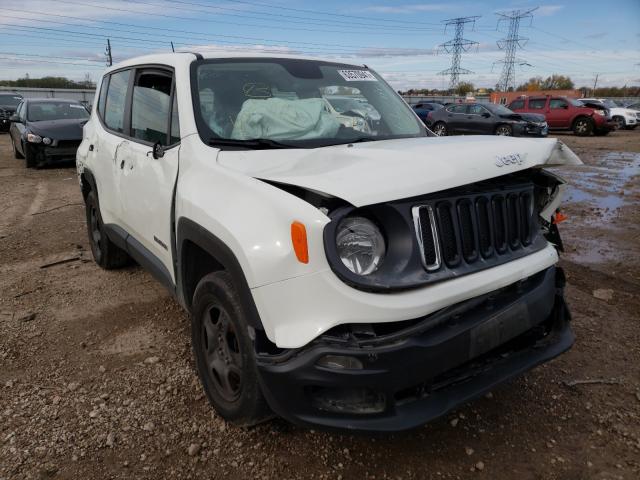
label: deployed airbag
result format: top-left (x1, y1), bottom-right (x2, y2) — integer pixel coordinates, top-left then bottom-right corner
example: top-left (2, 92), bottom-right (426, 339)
top-left (231, 98), bottom-right (340, 140)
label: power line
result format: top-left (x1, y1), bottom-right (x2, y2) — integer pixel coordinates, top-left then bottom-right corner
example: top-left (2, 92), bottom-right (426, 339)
top-left (437, 16), bottom-right (480, 90)
top-left (494, 8), bottom-right (537, 91)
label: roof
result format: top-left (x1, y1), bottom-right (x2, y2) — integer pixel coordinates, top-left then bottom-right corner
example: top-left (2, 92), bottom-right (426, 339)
top-left (105, 51), bottom-right (365, 75)
top-left (21, 98), bottom-right (83, 103)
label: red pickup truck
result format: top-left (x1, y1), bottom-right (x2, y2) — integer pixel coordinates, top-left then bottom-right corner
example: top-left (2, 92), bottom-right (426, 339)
top-left (507, 96), bottom-right (615, 136)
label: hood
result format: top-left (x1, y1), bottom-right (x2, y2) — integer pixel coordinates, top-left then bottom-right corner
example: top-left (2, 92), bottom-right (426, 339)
top-left (29, 118), bottom-right (87, 140)
top-left (505, 112), bottom-right (546, 123)
top-left (217, 136), bottom-right (582, 207)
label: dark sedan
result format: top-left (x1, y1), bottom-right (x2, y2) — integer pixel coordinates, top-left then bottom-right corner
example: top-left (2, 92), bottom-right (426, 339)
top-left (9, 98), bottom-right (89, 168)
top-left (428, 103), bottom-right (548, 137)
top-left (0, 93), bottom-right (23, 132)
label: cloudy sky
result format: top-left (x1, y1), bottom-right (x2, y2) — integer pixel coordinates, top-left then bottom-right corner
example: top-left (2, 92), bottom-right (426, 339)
top-left (0, 0), bottom-right (638, 90)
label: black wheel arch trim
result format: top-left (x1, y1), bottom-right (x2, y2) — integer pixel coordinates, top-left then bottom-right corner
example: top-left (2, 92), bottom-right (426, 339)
top-left (176, 217), bottom-right (264, 331)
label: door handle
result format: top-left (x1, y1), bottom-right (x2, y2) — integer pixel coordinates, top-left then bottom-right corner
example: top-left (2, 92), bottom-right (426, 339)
top-left (89, 144), bottom-right (94, 151)
top-left (120, 159), bottom-right (125, 169)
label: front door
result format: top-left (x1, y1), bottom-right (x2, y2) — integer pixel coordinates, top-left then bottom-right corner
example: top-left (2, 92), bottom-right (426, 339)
top-left (546, 98), bottom-right (572, 128)
top-left (118, 68), bottom-right (181, 282)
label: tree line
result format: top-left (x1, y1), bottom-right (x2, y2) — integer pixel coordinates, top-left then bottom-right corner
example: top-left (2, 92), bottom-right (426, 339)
top-left (399, 74), bottom-right (640, 97)
top-left (0, 74), bottom-right (96, 89)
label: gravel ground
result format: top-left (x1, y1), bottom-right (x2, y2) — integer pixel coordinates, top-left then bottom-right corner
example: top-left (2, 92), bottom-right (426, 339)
top-left (1, 130), bottom-right (639, 480)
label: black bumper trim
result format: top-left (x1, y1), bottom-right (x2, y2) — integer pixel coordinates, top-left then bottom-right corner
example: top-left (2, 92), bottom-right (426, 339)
top-left (256, 266), bottom-right (573, 432)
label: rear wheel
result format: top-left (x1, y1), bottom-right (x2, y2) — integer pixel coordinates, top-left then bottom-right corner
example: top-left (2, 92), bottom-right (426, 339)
top-left (84, 190), bottom-right (130, 269)
top-left (192, 272), bottom-right (270, 426)
top-left (495, 124), bottom-right (513, 136)
top-left (573, 117), bottom-right (593, 136)
top-left (433, 122), bottom-right (448, 136)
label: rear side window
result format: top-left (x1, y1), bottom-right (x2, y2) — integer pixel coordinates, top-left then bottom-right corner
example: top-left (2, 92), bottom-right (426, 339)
top-left (131, 71), bottom-right (172, 144)
top-left (104, 70), bottom-right (130, 133)
top-left (528, 99), bottom-right (546, 110)
top-left (447, 105), bottom-right (466, 113)
top-left (550, 99), bottom-right (568, 109)
top-left (97, 76), bottom-right (108, 116)
top-left (509, 99), bottom-right (524, 110)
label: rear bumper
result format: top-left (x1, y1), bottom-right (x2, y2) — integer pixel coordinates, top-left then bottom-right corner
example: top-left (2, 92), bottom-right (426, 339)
top-left (256, 266), bottom-right (572, 432)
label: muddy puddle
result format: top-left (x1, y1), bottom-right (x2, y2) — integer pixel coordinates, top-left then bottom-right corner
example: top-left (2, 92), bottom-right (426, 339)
top-left (557, 151), bottom-right (640, 266)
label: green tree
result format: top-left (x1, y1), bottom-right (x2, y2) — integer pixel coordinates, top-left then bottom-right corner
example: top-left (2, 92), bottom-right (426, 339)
top-left (455, 81), bottom-right (475, 96)
top-left (540, 74), bottom-right (574, 90)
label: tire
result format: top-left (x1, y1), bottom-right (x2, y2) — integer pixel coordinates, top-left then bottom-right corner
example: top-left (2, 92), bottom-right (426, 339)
top-left (11, 137), bottom-right (23, 159)
top-left (84, 190), bottom-right (130, 269)
top-left (433, 122), bottom-right (448, 136)
top-left (612, 116), bottom-right (625, 130)
top-left (192, 272), bottom-right (270, 426)
top-left (495, 124), bottom-right (513, 136)
top-left (24, 143), bottom-right (37, 168)
top-left (572, 117), bottom-right (593, 136)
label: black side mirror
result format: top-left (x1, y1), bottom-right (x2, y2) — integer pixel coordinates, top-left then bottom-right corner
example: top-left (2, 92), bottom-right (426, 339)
top-left (482, 112), bottom-right (491, 118)
top-left (152, 141), bottom-right (164, 159)
top-left (9, 114), bottom-right (20, 123)
top-left (562, 104), bottom-right (569, 109)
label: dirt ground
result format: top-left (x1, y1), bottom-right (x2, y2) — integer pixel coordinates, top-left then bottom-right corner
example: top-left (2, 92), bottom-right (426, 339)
top-left (1, 130), bottom-right (639, 480)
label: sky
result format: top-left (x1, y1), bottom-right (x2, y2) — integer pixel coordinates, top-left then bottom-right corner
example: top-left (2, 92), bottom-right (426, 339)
top-left (0, 0), bottom-right (638, 91)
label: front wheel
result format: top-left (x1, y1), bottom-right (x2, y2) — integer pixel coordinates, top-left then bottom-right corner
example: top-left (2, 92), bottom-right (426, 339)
top-left (495, 124), bottom-right (513, 136)
top-left (433, 122), bottom-right (448, 136)
top-left (192, 272), bottom-right (270, 426)
top-left (24, 144), bottom-right (37, 168)
top-left (573, 117), bottom-right (593, 136)
top-left (12, 137), bottom-right (23, 159)
top-left (613, 116), bottom-right (625, 130)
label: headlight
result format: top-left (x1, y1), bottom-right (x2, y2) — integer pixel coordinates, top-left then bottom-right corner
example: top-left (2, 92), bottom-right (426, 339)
top-left (42, 137), bottom-right (52, 145)
top-left (26, 133), bottom-right (42, 143)
top-left (593, 109), bottom-right (605, 116)
top-left (336, 216), bottom-right (385, 275)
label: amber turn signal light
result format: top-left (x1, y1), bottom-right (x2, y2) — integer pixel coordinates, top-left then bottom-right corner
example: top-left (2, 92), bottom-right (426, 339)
top-left (291, 221), bottom-right (309, 264)
top-left (553, 209), bottom-right (568, 224)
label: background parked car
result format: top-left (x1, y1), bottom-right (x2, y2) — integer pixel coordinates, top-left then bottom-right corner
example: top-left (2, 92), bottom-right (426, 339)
top-left (625, 102), bottom-right (640, 111)
top-left (9, 98), bottom-right (89, 168)
top-left (0, 93), bottom-right (23, 132)
top-left (508, 96), bottom-right (615, 136)
top-left (411, 102), bottom-right (443, 125)
top-left (428, 102), bottom-right (547, 137)
top-left (577, 98), bottom-right (638, 130)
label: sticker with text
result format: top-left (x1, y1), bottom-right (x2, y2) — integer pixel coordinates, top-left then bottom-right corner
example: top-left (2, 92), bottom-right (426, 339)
top-left (338, 70), bottom-right (378, 82)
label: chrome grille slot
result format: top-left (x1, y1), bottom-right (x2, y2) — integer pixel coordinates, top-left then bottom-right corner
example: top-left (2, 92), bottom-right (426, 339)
top-left (413, 183), bottom-right (537, 274)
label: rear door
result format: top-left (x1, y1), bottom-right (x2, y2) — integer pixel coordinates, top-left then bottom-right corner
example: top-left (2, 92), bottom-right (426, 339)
top-left (444, 104), bottom-right (468, 133)
top-left (117, 68), bottom-right (180, 282)
top-left (546, 98), bottom-right (572, 128)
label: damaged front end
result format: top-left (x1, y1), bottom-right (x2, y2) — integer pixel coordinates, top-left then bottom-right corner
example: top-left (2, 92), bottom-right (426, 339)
top-left (255, 266), bottom-right (573, 432)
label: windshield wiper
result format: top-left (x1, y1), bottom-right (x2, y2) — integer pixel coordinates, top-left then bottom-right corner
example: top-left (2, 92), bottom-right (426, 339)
top-left (208, 138), bottom-right (298, 149)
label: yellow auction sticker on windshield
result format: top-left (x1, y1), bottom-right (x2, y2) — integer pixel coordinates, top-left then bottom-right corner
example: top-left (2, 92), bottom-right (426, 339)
top-left (338, 70), bottom-right (378, 82)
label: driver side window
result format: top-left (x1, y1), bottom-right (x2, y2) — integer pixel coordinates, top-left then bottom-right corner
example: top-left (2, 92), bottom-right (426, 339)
top-left (131, 70), bottom-right (173, 145)
top-left (550, 99), bottom-right (568, 110)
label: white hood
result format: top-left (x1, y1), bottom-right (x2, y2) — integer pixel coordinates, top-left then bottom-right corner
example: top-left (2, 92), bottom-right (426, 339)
top-left (218, 136), bottom-right (581, 207)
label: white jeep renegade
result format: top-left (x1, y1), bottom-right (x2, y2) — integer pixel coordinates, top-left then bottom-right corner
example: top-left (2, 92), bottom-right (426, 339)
top-left (77, 52), bottom-right (581, 432)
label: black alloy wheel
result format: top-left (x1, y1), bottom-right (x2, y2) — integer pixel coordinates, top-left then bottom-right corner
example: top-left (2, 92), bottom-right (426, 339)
top-left (433, 122), bottom-right (448, 136)
top-left (495, 124), bottom-right (513, 136)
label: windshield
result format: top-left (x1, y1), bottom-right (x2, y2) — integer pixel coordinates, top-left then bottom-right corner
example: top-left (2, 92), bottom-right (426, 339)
top-left (485, 104), bottom-right (515, 115)
top-left (192, 59), bottom-right (425, 148)
top-left (27, 102), bottom-right (89, 122)
top-left (600, 99), bottom-right (617, 108)
top-left (0, 94), bottom-right (22, 107)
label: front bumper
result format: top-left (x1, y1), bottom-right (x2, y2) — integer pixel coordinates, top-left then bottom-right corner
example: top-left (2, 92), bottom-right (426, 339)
top-left (515, 122), bottom-right (548, 137)
top-left (256, 266), bottom-right (572, 432)
top-left (26, 142), bottom-right (80, 164)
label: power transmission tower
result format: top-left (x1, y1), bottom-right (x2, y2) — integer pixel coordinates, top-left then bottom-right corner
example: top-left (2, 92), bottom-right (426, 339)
top-left (105, 39), bottom-right (112, 67)
top-left (437, 16), bottom-right (480, 91)
top-left (494, 8), bottom-right (537, 91)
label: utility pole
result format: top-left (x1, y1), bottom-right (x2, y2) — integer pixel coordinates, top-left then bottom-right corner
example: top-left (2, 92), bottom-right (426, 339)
top-left (437, 16), bottom-right (480, 92)
top-left (105, 39), bottom-right (112, 67)
top-left (494, 8), bottom-right (537, 92)
top-left (592, 73), bottom-right (599, 95)
top-left (171, 41), bottom-right (175, 53)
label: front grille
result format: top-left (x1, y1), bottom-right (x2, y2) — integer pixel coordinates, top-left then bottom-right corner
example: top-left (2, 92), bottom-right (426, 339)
top-left (413, 183), bottom-right (537, 272)
top-left (0, 109), bottom-right (14, 119)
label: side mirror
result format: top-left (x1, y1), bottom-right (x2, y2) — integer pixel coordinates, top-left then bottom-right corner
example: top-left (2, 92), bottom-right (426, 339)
top-left (482, 112), bottom-right (491, 118)
top-left (9, 114), bottom-right (20, 123)
top-left (562, 104), bottom-right (569, 109)
top-left (152, 141), bottom-right (164, 159)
